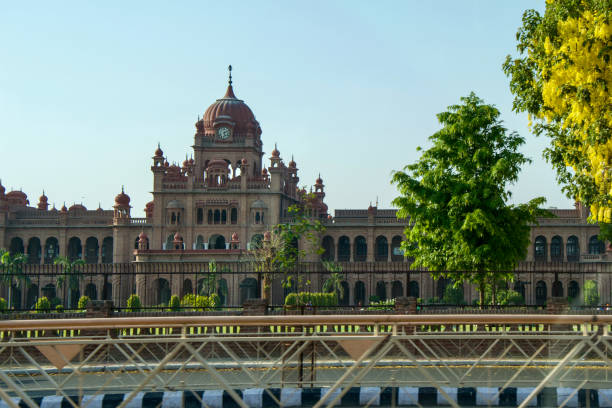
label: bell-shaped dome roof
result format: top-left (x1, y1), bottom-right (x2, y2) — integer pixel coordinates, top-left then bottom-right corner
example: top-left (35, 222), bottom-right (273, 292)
top-left (114, 187), bottom-right (131, 208)
top-left (202, 81), bottom-right (261, 135)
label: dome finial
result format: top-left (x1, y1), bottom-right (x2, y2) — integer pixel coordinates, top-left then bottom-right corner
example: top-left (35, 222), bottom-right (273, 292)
top-left (228, 65), bottom-right (232, 86)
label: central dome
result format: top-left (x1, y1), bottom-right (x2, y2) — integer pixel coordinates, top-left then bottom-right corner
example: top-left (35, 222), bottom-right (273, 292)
top-left (202, 84), bottom-right (261, 135)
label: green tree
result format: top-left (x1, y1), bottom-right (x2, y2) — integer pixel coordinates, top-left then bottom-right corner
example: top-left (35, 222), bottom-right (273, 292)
top-left (273, 204), bottom-right (325, 293)
top-left (0, 248), bottom-right (29, 309)
top-left (442, 284), bottom-right (465, 305)
top-left (584, 280), bottom-right (600, 307)
top-left (249, 231), bottom-right (283, 302)
top-left (503, 1), bottom-right (612, 229)
top-left (391, 93), bottom-right (547, 307)
top-left (53, 255), bottom-right (85, 309)
top-left (126, 294), bottom-right (142, 312)
top-left (198, 260), bottom-right (228, 299)
top-left (322, 261), bottom-right (345, 300)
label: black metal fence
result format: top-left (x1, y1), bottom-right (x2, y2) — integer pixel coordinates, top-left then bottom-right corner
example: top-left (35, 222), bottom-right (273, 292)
top-left (2, 261), bottom-right (612, 311)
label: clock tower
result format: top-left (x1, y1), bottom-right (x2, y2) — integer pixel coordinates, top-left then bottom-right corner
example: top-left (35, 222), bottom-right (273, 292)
top-left (193, 65), bottom-right (264, 179)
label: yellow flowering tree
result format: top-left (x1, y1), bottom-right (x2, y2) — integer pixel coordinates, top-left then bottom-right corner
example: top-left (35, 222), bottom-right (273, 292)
top-left (504, 0), bottom-right (611, 226)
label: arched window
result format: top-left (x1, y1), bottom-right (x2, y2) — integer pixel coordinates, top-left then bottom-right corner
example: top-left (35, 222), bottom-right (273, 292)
top-left (354, 281), bottom-right (366, 305)
top-left (391, 281), bottom-right (403, 298)
top-left (535, 281), bottom-right (547, 306)
top-left (240, 277), bottom-right (258, 304)
top-left (255, 212), bottom-right (261, 224)
top-left (221, 210), bottom-right (227, 224)
top-left (550, 236), bottom-right (563, 262)
top-left (101, 237), bottom-right (113, 263)
top-left (85, 283), bottom-right (97, 300)
top-left (209, 234), bottom-right (226, 250)
top-left (183, 279), bottom-right (193, 296)
top-left (195, 235), bottom-right (205, 250)
top-left (207, 210), bottom-right (213, 224)
top-left (134, 237), bottom-right (140, 250)
top-left (391, 236), bottom-right (403, 262)
top-left (567, 236), bottom-right (579, 262)
top-left (67, 237), bottom-right (82, 261)
top-left (339, 281), bottom-right (349, 306)
top-left (375, 281), bottom-right (386, 301)
top-left (534, 236), bottom-right (547, 262)
top-left (9, 237), bottom-right (24, 256)
top-left (171, 212), bottom-right (176, 224)
top-left (409, 281), bottom-right (419, 298)
top-left (375, 236), bottom-right (388, 262)
top-left (214, 210), bottom-right (220, 224)
top-left (354, 236), bottom-right (367, 262)
top-left (44, 237), bottom-right (59, 264)
top-left (85, 237), bottom-right (99, 264)
top-left (589, 235), bottom-right (605, 254)
top-left (196, 208), bottom-right (204, 225)
top-left (102, 282), bottom-right (112, 301)
top-left (155, 278), bottom-right (171, 305)
top-left (568, 281), bottom-right (580, 300)
top-left (552, 280), bottom-right (563, 297)
top-left (27, 237), bottom-right (41, 264)
top-left (250, 234), bottom-right (264, 249)
top-left (337, 236), bottom-right (350, 262)
top-left (321, 236), bottom-right (335, 261)
top-left (231, 208), bottom-right (238, 224)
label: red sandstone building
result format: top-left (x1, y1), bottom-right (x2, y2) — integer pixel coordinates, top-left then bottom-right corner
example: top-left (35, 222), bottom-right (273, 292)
top-left (0, 73), bottom-right (608, 308)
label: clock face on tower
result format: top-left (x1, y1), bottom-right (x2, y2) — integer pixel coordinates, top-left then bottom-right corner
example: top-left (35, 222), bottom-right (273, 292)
top-left (216, 127), bottom-right (231, 140)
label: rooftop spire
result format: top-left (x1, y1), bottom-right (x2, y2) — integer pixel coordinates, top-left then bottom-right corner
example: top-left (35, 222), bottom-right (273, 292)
top-left (223, 65), bottom-right (237, 99)
top-left (228, 64), bottom-right (232, 86)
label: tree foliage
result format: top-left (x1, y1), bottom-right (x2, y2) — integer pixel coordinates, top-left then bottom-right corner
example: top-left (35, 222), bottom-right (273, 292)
top-left (391, 93), bottom-right (547, 305)
top-left (54, 255), bottom-right (85, 309)
top-left (584, 279), bottom-right (600, 306)
top-left (504, 0), bottom-right (612, 224)
top-left (0, 248), bottom-right (29, 309)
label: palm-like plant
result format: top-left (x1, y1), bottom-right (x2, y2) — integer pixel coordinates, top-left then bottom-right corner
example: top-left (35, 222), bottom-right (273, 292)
top-left (54, 256), bottom-right (85, 309)
top-left (0, 249), bottom-right (29, 309)
top-left (322, 261), bottom-right (344, 300)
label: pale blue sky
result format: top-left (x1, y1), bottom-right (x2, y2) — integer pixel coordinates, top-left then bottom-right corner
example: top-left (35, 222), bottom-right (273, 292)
top-left (0, 1), bottom-right (569, 216)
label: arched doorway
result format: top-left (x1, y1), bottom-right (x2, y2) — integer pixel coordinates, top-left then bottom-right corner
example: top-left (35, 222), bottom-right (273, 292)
top-left (27, 237), bottom-right (41, 264)
top-left (155, 278), bottom-right (171, 305)
top-left (339, 281), bottom-right (349, 306)
top-left (101, 237), bottom-right (113, 263)
top-left (552, 280), bottom-right (563, 297)
top-left (239, 278), bottom-right (258, 304)
top-left (85, 283), bottom-right (97, 300)
top-left (354, 236), bottom-right (367, 262)
top-left (375, 281), bottom-right (386, 301)
top-left (44, 237), bottom-right (59, 264)
top-left (209, 234), bottom-right (226, 250)
top-left (391, 236), bottom-right (403, 262)
top-left (337, 236), bottom-right (350, 261)
top-left (354, 281), bottom-right (366, 306)
top-left (321, 236), bottom-right (335, 261)
top-left (535, 281), bottom-right (547, 306)
top-left (67, 237), bottom-right (82, 261)
top-left (85, 237), bottom-right (99, 264)
top-left (9, 237), bottom-right (24, 255)
top-left (409, 281), bottom-right (419, 298)
top-left (375, 236), bottom-right (388, 261)
top-left (391, 280), bottom-right (403, 298)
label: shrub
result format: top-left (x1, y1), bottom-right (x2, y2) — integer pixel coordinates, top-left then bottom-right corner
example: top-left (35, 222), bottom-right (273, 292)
top-left (368, 298), bottom-right (395, 311)
top-left (77, 295), bottom-right (91, 310)
top-left (285, 293), bottom-right (298, 306)
top-left (442, 284), bottom-right (465, 305)
top-left (181, 294), bottom-right (196, 307)
top-left (35, 297), bottom-right (51, 313)
top-left (209, 293), bottom-right (220, 308)
top-left (50, 297), bottom-right (62, 308)
top-left (584, 280), bottom-right (600, 307)
top-left (0, 297), bottom-right (7, 312)
top-left (169, 295), bottom-right (180, 311)
top-left (126, 294), bottom-right (142, 312)
top-left (369, 295), bottom-right (380, 303)
top-left (499, 289), bottom-right (524, 306)
top-left (55, 304), bottom-right (64, 313)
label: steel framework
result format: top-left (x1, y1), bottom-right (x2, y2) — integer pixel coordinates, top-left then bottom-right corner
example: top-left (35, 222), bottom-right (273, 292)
top-left (0, 314), bottom-right (611, 407)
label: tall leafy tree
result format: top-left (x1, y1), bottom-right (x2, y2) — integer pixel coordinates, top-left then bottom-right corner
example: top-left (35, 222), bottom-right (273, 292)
top-left (503, 0), bottom-right (612, 228)
top-left (391, 93), bottom-right (547, 306)
top-left (0, 248), bottom-right (29, 309)
top-left (54, 255), bottom-right (85, 309)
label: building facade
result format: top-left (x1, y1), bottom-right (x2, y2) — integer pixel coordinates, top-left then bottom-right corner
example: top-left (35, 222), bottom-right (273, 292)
top-left (1, 74), bottom-right (609, 308)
